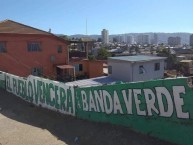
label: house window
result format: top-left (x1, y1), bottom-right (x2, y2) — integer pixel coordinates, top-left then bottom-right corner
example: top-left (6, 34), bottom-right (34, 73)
top-left (57, 45), bottom-right (62, 53)
top-left (74, 64), bottom-right (83, 72)
top-left (28, 42), bottom-right (41, 52)
top-left (0, 42), bottom-right (6, 53)
top-left (155, 63), bottom-right (160, 71)
top-left (108, 66), bottom-right (112, 74)
top-left (139, 65), bottom-right (145, 74)
top-left (31, 67), bottom-right (43, 76)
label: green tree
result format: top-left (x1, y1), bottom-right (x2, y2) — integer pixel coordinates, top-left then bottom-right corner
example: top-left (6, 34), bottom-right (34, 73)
top-left (129, 45), bottom-right (140, 53)
top-left (156, 48), bottom-right (170, 56)
top-left (97, 48), bottom-right (112, 60)
top-left (135, 46), bottom-right (140, 53)
top-left (88, 55), bottom-right (96, 61)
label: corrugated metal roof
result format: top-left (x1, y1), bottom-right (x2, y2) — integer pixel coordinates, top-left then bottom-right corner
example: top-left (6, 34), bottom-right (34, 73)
top-left (172, 48), bottom-right (193, 54)
top-left (108, 55), bottom-right (166, 62)
top-left (65, 76), bottom-right (121, 88)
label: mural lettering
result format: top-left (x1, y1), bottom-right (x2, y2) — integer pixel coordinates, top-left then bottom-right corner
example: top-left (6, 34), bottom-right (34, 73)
top-left (6, 74), bottom-right (75, 116)
top-left (79, 87), bottom-right (189, 119)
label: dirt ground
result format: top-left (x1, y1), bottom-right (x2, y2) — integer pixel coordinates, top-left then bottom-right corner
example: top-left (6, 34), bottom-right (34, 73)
top-left (0, 89), bottom-right (177, 145)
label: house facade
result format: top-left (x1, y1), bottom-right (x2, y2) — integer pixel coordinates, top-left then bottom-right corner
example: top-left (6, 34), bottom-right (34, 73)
top-left (69, 58), bottom-right (104, 79)
top-left (108, 55), bottom-right (166, 82)
top-left (179, 60), bottom-right (193, 75)
top-left (0, 20), bottom-right (69, 79)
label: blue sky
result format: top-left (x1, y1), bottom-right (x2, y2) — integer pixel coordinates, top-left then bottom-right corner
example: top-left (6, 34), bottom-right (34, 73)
top-left (1, 0), bottom-right (193, 35)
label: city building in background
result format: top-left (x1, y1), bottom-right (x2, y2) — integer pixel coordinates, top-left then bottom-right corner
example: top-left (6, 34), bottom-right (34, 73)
top-left (150, 33), bottom-right (158, 45)
top-left (101, 29), bottom-right (109, 44)
top-left (190, 34), bottom-right (193, 47)
top-left (137, 34), bottom-right (149, 45)
top-left (121, 34), bottom-right (127, 43)
top-left (126, 35), bottom-right (134, 44)
top-left (153, 33), bottom-right (158, 45)
top-left (168, 36), bottom-right (181, 46)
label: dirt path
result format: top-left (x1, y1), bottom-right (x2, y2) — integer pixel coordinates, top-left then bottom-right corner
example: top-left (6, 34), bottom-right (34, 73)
top-left (0, 89), bottom-right (177, 145)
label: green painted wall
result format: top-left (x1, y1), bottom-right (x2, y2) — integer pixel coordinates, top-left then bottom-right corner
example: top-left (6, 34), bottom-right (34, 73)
top-left (0, 71), bottom-right (5, 89)
top-left (0, 81), bottom-right (5, 89)
top-left (1, 72), bottom-right (193, 145)
top-left (75, 78), bottom-right (193, 145)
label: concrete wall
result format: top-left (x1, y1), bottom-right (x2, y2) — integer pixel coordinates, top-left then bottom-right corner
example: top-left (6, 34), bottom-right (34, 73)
top-left (0, 34), bottom-right (68, 78)
top-left (0, 72), bottom-right (193, 145)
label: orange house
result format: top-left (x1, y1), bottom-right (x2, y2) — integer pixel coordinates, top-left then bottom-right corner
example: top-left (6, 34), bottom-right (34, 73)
top-left (0, 20), bottom-right (69, 79)
top-left (69, 59), bottom-right (104, 79)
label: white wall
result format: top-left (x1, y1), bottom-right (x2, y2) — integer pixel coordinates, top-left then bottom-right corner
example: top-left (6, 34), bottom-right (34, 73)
top-left (5, 73), bottom-right (75, 116)
top-left (108, 60), bottom-right (165, 82)
top-left (108, 61), bottom-right (132, 82)
top-left (132, 60), bottom-right (165, 82)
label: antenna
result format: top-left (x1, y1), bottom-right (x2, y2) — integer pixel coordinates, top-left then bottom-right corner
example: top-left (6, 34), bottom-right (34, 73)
top-left (86, 18), bottom-right (87, 35)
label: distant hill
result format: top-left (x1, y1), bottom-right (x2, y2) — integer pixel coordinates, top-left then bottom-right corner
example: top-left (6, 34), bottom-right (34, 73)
top-left (57, 33), bottom-right (192, 44)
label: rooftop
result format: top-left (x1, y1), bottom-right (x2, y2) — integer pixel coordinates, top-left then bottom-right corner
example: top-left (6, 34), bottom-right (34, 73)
top-left (108, 55), bottom-right (166, 62)
top-left (171, 48), bottom-right (193, 54)
top-left (65, 76), bottom-right (121, 88)
top-left (0, 19), bottom-right (51, 35)
top-left (180, 60), bottom-right (193, 63)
